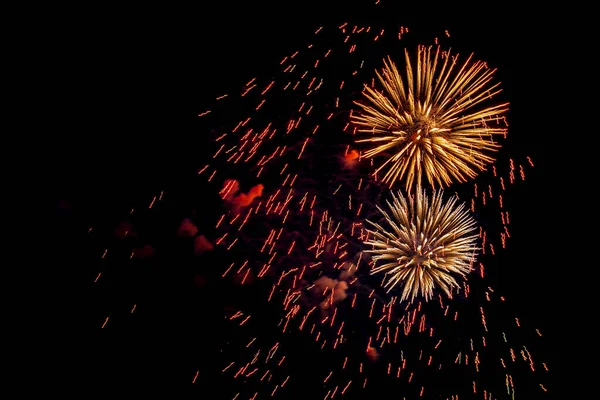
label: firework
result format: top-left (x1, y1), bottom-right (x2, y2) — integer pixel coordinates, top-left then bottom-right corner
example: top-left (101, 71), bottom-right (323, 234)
top-left (351, 45), bottom-right (509, 191)
top-left (83, 18), bottom-right (554, 399)
top-left (364, 189), bottom-right (478, 302)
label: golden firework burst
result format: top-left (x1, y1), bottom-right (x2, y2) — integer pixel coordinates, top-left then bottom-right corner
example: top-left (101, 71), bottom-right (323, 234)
top-left (364, 189), bottom-right (478, 302)
top-left (351, 45), bottom-right (509, 191)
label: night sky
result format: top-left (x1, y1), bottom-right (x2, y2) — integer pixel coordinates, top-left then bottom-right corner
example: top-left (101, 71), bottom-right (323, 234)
top-left (53, 2), bottom-right (560, 398)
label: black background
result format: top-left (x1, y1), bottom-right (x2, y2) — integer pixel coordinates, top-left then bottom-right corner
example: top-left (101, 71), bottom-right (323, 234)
top-left (52, 2), bottom-right (561, 398)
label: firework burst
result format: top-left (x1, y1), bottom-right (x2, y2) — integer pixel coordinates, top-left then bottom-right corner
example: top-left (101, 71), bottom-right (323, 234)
top-left (84, 18), bottom-right (555, 398)
top-left (351, 45), bottom-right (509, 191)
top-left (364, 189), bottom-right (478, 302)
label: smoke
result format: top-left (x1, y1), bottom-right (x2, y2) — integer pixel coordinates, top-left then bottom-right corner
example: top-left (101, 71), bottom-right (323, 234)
top-left (177, 218), bottom-right (199, 237)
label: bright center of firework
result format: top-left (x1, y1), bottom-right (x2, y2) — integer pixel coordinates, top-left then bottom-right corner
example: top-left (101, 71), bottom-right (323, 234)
top-left (403, 118), bottom-right (436, 143)
top-left (410, 243), bottom-right (433, 265)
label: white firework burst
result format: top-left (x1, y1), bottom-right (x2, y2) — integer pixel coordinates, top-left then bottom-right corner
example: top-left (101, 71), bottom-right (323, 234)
top-left (364, 189), bottom-right (479, 302)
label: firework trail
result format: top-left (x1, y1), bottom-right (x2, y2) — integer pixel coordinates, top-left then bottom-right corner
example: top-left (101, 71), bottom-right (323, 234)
top-left (86, 16), bottom-right (553, 400)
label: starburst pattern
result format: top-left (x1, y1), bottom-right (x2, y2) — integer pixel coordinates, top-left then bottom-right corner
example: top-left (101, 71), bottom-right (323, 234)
top-left (85, 19), bottom-right (554, 398)
top-left (364, 189), bottom-right (478, 302)
top-left (351, 45), bottom-right (509, 191)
